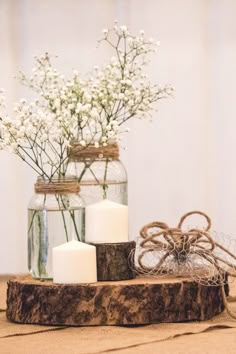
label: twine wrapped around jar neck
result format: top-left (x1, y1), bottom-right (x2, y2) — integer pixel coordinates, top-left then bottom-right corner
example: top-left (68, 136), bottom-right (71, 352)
top-left (34, 178), bottom-right (80, 194)
top-left (68, 143), bottom-right (119, 162)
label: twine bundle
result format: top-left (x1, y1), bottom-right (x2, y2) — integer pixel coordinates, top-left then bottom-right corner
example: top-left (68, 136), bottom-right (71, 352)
top-left (35, 178), bottom-right (80, 194)
top-left (68, 143), bottom-right (119, 161)
top-left (135, 211), bottom-right (236, 319)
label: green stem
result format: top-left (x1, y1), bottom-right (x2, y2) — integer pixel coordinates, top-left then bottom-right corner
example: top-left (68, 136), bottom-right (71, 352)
top-left (88, 165), bottom-right (100, 184)
top-left (62, 209), bottom-right (69, 242)
top-left (38, 194), bottom-right (48, 277)
top-left (37, 212), bottom-right (46, 277)
top-left (56, 194), bottom-right (81, 242)
top-left (69, 209), bottom-right (81, 241)
top-left (28, 210), bottom-right (37, 234)
top-left (55, 194), bottom-right (69, 242)
top-left (102, 159), bottom-right (109, 199)
top-left (78, 160), bottom-right (94, 182)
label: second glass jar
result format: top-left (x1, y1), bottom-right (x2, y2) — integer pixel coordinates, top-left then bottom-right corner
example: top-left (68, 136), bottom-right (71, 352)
top-left (66, 143), bottom-right (128, 205)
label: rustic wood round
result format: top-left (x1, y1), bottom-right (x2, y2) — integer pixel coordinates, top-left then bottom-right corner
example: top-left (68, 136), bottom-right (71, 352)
top-left (6, 276), bottom-right (226, 326)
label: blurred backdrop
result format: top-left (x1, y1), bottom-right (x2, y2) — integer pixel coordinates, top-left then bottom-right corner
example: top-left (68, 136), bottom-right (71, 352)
top-left (0, 0), bottom-right (236, 273)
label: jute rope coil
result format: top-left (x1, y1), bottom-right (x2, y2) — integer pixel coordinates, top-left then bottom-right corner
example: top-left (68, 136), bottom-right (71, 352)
top-left (68, 143), bottom-right (119, 161)
top-left (35, 178), bottom-right (80, 194)
top-left (137, 211), bottom-right (236, 319)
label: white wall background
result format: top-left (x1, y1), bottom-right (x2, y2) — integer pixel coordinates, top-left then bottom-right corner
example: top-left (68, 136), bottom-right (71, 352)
top-left (0, 0), bottom-right (236, 274)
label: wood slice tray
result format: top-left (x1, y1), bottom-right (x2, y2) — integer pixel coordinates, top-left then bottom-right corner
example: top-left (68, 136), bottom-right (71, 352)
top-left (6, 276), bottom-right (226, 326)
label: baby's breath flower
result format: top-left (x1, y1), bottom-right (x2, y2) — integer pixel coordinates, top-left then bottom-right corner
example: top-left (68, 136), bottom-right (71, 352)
top-left (0, 26), bottom-right (173, 176)
top-left (120, 25), bottom-right (128, 34)
top-left (102, 28), bottom-right (108, 35)
top-left (80, 140), bottom-right (86, 147)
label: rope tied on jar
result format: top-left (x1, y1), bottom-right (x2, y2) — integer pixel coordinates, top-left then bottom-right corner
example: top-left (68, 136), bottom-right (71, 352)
top-left (135, 211), bottom-right (236, 319)
top-left (35, 178), bottom-right (80, 194)
top-left (68, 143), bottom-right (119, 161)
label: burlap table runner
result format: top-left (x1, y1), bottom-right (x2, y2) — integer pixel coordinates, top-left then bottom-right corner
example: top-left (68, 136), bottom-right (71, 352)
top-left (1, 276), bottom-right (236, 354)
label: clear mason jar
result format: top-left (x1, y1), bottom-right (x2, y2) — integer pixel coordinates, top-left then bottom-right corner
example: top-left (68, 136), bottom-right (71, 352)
top-left (28, 177), bottom-right (85, 280)
top-left (66, 143), bottom-right (128, 205)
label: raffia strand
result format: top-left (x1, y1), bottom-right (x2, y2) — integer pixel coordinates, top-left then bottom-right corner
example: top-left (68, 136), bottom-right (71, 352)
top-left (68, 143), bottom-right (119, 161)
top-left (35, 178), bottom-right (80, 194)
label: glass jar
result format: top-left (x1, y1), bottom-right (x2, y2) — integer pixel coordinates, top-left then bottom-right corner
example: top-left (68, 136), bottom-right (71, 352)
top-left (28, 178), bottom-right (85, 280)
top-left (66, 143), bottom-right (128, 205)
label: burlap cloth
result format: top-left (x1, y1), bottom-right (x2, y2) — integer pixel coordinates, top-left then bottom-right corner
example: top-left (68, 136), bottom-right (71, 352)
top-left (1, 276), bottom-right (236, 353)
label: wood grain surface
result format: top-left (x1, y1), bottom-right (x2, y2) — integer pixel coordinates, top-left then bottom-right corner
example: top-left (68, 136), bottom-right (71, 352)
top-left (6, 275), bottom-right (226, 326)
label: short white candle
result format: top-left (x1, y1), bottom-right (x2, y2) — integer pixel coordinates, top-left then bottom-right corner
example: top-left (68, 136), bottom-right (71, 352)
top-left (52, 240), bottom-right (97, 284)
top-left (85, 199), bottom-right (129, 244)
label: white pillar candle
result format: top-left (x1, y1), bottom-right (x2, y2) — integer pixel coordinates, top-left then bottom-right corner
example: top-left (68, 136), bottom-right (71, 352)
top-left (85, 199), bottom-right (129, 244)
top-left (52, 240), bottom-right (97, 284)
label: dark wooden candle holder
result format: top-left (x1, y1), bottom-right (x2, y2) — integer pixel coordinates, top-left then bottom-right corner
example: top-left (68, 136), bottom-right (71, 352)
top-left (91, 240), bottom-right (136, 281)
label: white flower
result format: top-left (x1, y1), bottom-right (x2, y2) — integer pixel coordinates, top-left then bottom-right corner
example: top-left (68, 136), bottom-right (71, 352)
top-left (120, 25), bottom-right (127, 33)
top-left (0, 31), bottom-right (172, 176)
top-left (90, 107), bottom-right (99, 119)
top-left (75, 103), bottom-right (82, 113)
top-left (125, 79), bottom-right (132, 86)
top-left (128, 99), bottom-right (134, 106)
top-left (84, 92), bottom-right (92, 103)
top-left (81, 104), bottom-right (91, 113)
top-left (68, 103), bottom-right (75, 110)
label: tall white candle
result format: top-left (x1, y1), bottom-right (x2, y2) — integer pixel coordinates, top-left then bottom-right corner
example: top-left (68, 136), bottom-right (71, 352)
top-left (52, 240), bottom-right (97, 284)
top-left (85, 199), bottom-right (129, 244)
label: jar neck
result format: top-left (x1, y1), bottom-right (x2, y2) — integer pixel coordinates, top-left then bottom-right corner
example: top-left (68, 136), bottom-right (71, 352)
top-left (34, 177), bottom-right (80, 194)
top-left (68, 143), bottom-right (120, 162)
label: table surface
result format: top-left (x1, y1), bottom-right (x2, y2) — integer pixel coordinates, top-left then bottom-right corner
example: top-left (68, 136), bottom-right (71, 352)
top-left (1, 275), bottom-right (236, 354)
